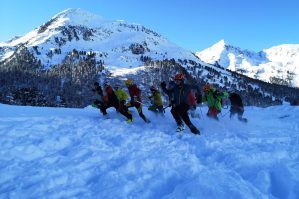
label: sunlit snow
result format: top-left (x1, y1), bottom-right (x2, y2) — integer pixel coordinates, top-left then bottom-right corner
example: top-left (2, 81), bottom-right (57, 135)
top-left (1, 103), bottom-right (298, 198)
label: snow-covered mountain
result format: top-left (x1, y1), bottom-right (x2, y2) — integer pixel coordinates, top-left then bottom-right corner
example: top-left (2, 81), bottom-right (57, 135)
top-left (1, 9), bottom-right (299, 108)
top-left (0, 8), bottom-right (198, 69)
top-left (196, 40), bottom-right (299, 88)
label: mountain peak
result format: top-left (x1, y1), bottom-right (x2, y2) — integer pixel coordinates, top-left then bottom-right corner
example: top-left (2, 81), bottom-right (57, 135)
top-left (54, 8), bottom-right (100, 19)
top-left (51, 8), bottom-right (106, 28)
top-left (55, 8), bottom-right (82, 16)
top-left (213, 39), bottom-right (226, 47)
top-left (207, 39), bottom-right (227, 52)
top-left (211, 39), bottom-right (236, 50)
top-left (195, 39), bottom-right (228, 63)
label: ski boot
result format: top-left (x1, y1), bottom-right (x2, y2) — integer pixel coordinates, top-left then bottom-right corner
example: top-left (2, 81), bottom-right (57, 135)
top-left (188, 124), bottom-right (200, 135)
top-left (126, 118), bottom-right (133, 123)
top-left (176, 124), bottom-right (185, 132)
top-left (144, 117), bottom-right (151, 123)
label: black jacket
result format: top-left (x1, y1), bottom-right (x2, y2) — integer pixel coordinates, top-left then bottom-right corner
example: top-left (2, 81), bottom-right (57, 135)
top-left (229, 93), bottom-right (243, 107)
top-left (161, 82), bottom-right (201, 106)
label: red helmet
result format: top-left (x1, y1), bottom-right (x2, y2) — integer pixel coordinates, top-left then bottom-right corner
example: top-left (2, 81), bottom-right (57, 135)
top-left (174, 73), bottom-right (185, 80)
top-left (203, 84), bottom-right (211, 92)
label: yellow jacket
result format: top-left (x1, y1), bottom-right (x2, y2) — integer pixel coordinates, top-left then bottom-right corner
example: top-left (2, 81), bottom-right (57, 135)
top-left (150, 91), bottom-right (163, 106)
top-left (115, 88), bottom-right (129, 101)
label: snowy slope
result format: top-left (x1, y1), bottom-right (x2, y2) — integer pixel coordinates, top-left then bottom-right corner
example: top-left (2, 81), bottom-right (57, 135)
top-left (1, 103), bottom-right (299, 198)
top-left (0, 8), bottom-right (198, 69)
top-left (196, 40), bottom-right (299, 87)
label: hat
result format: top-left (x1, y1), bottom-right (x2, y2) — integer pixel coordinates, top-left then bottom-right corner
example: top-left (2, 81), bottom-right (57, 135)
top-left (203, 84), bottom-right (212, 92)
top-left (125, 79), bottom-right (132, 86)
top-left (174, 73), bottom-right (185, 80)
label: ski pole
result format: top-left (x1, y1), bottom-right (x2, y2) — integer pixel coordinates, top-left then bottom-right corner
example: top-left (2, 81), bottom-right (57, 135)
top-left (135, 100), bottom-right (149, 107)
top-left (221, 110), bottom-right (230, 118)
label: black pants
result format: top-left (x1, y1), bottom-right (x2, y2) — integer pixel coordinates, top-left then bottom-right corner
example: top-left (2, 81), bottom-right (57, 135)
top-left (148, 104), bottom-right (164, 113)
top-left (100, 101), bottom-right (132, 120)
top-left (171, 104), bottom-right (193, 127)
top-left (127, 101), bottom-right (148, 122)
top-left (93, 100), bottom-right (104, 107)
top-left (230, 106), bottom-right (244, 120)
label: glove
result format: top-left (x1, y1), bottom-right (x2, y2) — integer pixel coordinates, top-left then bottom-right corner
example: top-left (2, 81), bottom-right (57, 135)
top-left (190, 105), bottom-right (196, 110)
top-left (103, 96), bottom-right (108, 102)
top-left (160, 81), bottom-right (166, 89)
top-left (120, 100), bottom-right (126, 105)
top-left (196, 93), bottom-right (202, 104)
top-left (132, 96), bottom-right (138, 102)
top-left (170, 100), bottom-right (175, 107)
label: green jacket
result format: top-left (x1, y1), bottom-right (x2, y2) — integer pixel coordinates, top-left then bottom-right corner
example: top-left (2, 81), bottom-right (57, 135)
top-left (115, 88), bottom-right (129, 102)
top-left (203, 88), bottom-right (228, 111)
top-left (149, 91), bottom-right (163, 106)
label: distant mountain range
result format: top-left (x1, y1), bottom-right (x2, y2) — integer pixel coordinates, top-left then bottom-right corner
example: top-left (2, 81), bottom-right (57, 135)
top-left (196, 40), bottom-right (299, 88)
top-left (1, 8), bottom-right (298, 88)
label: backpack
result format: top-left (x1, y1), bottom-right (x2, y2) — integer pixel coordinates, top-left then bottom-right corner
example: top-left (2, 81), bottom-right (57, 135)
top-left (212, 90), bottom-right (223, 106)
top-left (187, 91), bottom-right (197, 106)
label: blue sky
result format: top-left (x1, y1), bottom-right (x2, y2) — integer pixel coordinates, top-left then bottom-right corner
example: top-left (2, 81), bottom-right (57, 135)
top-left (1, 0), bottom-right (298, 52)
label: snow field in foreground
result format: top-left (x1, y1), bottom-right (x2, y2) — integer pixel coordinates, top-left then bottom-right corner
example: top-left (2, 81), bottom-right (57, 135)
top-left (0, 104), bottom-right (299, 199)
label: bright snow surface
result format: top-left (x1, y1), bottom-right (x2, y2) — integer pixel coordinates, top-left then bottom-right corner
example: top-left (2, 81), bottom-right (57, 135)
top-left (0, 103), bottom-right (299, 198)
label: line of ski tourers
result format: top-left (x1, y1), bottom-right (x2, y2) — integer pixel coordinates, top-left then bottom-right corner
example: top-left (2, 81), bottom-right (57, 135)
top-left (91, 73), bottom-right (247, 135)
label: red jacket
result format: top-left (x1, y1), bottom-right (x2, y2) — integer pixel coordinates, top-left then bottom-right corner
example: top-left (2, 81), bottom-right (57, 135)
top-left (128, 84), bottom-right (142, 102)
top-left (103, 85), bottom-right (118, 103)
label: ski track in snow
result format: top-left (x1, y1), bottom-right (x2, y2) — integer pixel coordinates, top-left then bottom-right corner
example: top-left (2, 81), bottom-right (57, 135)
top-left (0, 104), bottom-right (299, 199)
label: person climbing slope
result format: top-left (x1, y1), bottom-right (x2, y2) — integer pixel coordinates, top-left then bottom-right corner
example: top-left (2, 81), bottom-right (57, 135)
top-left (94, 82), bottom-right (133, 122)
top-left (229, 91), bottom-right (247, 122)
top-left (148, 85), bottom-right (164, 114)
top-left (161, 73), bottom-right (201, 134)
top-left (202, 84), bottom-right (228, 120)
top-left (125, 79), bottom-right (150, 123)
